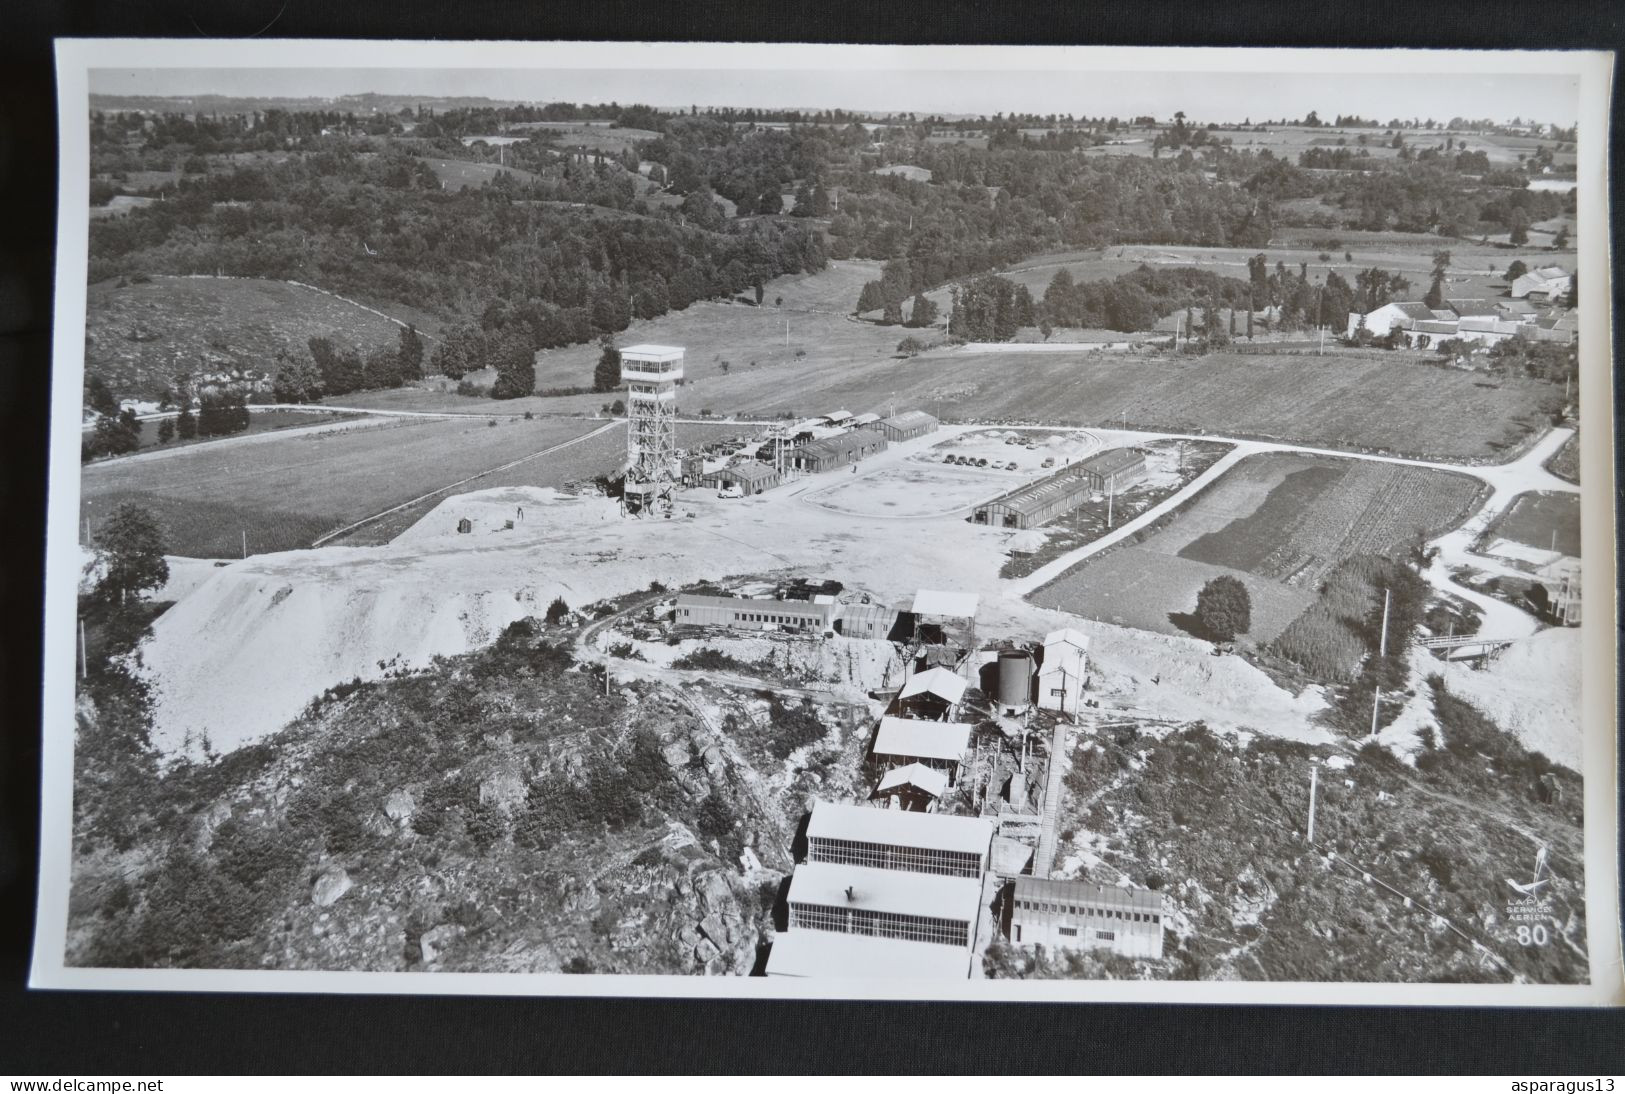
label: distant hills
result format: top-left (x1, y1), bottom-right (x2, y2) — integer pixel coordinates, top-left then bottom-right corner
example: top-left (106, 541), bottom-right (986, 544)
top-left (88, 92), bottom-right (534, 115)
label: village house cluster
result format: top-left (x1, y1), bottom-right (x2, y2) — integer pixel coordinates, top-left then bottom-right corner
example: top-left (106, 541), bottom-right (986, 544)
top-left (1345, 263), bottom-right (1577, 351)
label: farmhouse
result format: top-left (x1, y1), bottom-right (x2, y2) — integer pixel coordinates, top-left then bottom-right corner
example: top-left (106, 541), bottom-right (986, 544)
top-left (791, 431), bottom-right (889, 473)
top-left (871, 716), bottom-right (974, 786)
top-left (1007, 876), bottom-right (1166, 960)
top-left (1511, 265), bottom-right (1571, 300)
top-left (1445, 298), bottom-right (1498, 318)
top-left (866, 410), bottom-right (939, 442)
top-left (1345, 300), bottom-right (1436, 338)
top-left (871, 163), bottom-right (933, 182)
top-left (1454, 316), bottom-right (1526, 346)
top-left (1038, 627), bottom-right (1090, 715)
top-left (970, 449), bottom-right (1143, 531)
top-left (673, 592), bottom-right (838, 633)
top-left (1532, 310), bottom-right (1580, 344)
top-left (806, 800), bottom-right (993, 878)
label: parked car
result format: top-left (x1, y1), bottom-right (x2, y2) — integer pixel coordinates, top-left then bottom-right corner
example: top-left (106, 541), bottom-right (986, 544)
top-left (976, 458), bottom-right (988, 467)
top-left (1042, 457), bottom-right (1056, 468)
top-left (1006, 461), bottom-right (1018, 471)
top-left (717, 483), bottom-right (744, 499)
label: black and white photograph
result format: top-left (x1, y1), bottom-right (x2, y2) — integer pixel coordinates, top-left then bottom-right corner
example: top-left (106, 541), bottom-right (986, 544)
top-left (32, 40), bottom-right (1620, 1004)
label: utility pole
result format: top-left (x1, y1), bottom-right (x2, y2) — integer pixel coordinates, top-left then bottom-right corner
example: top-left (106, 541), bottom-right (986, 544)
top-left (1306, 762), bottom-right (1319, 844)
top-left (78, 618), bottom-right (87, 680)
top-left (1369, 686), bottom-right (1382, 737)
top-left (1378, 587), bottom-right (1392, 658)
top-left (241, 530), bottom-right (247, 559)
top-left (1106, 478), bottom-right (1115, 528)
top-left (785, 318), bottom-right (790, 348)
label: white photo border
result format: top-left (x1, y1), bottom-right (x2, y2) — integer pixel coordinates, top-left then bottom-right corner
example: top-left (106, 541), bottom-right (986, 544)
top-left (33, 38), bottom-right (1623, 1005)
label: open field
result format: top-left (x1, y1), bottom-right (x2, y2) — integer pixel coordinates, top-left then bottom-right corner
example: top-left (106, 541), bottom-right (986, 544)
top-left (1485, 490), bottom-right (1581, 558)
top-left (1033, 547), bottom-right (1315, 644)
top-left (314, 256), bottom-right (1561, 458)
top-left (510, 122), bottom-right (661, 154)
top-left (122, 408), bottom-right (361, 452)
top-left (1071, 125), bottom-right (1571, 169)
top-left (86, 276), bottom-right (430, 398)
top-left (1030, 452), bottom-right (1486, 643)
top-left (508, 343), bottom-right (1559, 459)
top-left (1545, 430), bottom-right (1579, 483)
top-left (81, 415), bottom-right (606, 558)
top-left (327, 421), bottom-right (750, 547)
top-left (992, 240), bottom-right (1575, 309)
top-left (415, 155), bottom-right (544, 190)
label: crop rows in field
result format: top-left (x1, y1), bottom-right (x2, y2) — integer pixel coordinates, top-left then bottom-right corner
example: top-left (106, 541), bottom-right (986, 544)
top-left (1246, 462), bottom-right (1485, 589)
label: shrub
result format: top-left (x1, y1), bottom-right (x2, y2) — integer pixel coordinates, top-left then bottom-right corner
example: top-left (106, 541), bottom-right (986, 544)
top-left (544, 597), bottom-right (570, 625)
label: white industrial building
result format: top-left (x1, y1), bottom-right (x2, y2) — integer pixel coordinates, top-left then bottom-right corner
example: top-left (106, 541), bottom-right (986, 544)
top-left (1007, 876), bottom-right (1166, 960)
top-left (875, 763), bottom-right (950, 811)
top-left (871, 716), bottom-right (974, 785)
top-left (1038, 628), bottom-right (1090, 715)
top-left (762, 928), bottom-right (973, 979)
top-left (765, 800), bottom-right (995, 980)
top-left (805, 800), bottom-right (992, 877)
top-left (895, 666), bottom-right (968, 720)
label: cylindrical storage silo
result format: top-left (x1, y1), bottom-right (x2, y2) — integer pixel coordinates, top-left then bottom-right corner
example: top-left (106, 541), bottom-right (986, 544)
top-left (997, 650), bottom-right (1032, 710)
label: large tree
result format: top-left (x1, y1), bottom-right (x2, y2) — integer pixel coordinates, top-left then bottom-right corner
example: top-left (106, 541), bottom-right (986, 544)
top-left (1509, 208), bottom-right (1529, 246)
top-left (905, 293), bottom-right (939, 329)
top-left (491, 330), bottom-right (537, 399)
top-left (593, 337), bottom-right (622, 393)
top-left (1194, 575), bottom-right (1252, 642)
top-left (94, 503), bottom-right (169, 604)
top-left (397, 324), bottom-right (425, 382)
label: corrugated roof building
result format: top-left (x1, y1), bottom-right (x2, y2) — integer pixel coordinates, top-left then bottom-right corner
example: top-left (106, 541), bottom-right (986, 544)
top-left (871, 716), bottom-right (973, 784)
top-left (674, 592), bottom-right (837, 633)
top-left (971, 448), bottom-right (1145, 530)
top-left (791, 430), bottom-right (888, 473)
top-left (1009, 876), bottom-right (1166, 959)
top-left (868, 410), bottom-right (939, 442)
top-left (806, 800), bottom-right (992, 878)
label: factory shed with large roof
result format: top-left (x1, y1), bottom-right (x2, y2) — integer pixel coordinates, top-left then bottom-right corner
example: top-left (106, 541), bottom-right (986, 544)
top-left (971, 448), bottom-right (1145, 530)
top-left (806, 800), bottom-right (992, 878)
top-left (867, 410), bottom-right (939, 442)
top-left (784, 861), bottom-right (984, 949)
top-left (871, 717), bottom-right (973, 784)
top-left (1008, 876), bottom-right (1166, 959)
top-left (790, 430), bottom-right (888, 473)
top-left (764, 929), bottom-right (973, 979)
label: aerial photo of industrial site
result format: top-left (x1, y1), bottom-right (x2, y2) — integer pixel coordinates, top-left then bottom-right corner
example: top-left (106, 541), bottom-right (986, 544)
top-left (63, 56), bottom-right (1589, 987)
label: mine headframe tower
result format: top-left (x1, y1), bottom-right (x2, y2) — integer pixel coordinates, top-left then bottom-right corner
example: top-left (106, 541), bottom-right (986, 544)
top-left (619, 343), bottom-right (684, 516)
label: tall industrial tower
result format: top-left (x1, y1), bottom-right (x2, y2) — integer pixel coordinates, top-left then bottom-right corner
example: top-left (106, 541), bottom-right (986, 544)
top-left (619, 343), bottom-right (684, 515)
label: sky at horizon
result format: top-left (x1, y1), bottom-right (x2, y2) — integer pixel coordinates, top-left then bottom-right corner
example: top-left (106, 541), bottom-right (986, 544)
top-left (88, 62), bottom-right (1581, 127)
